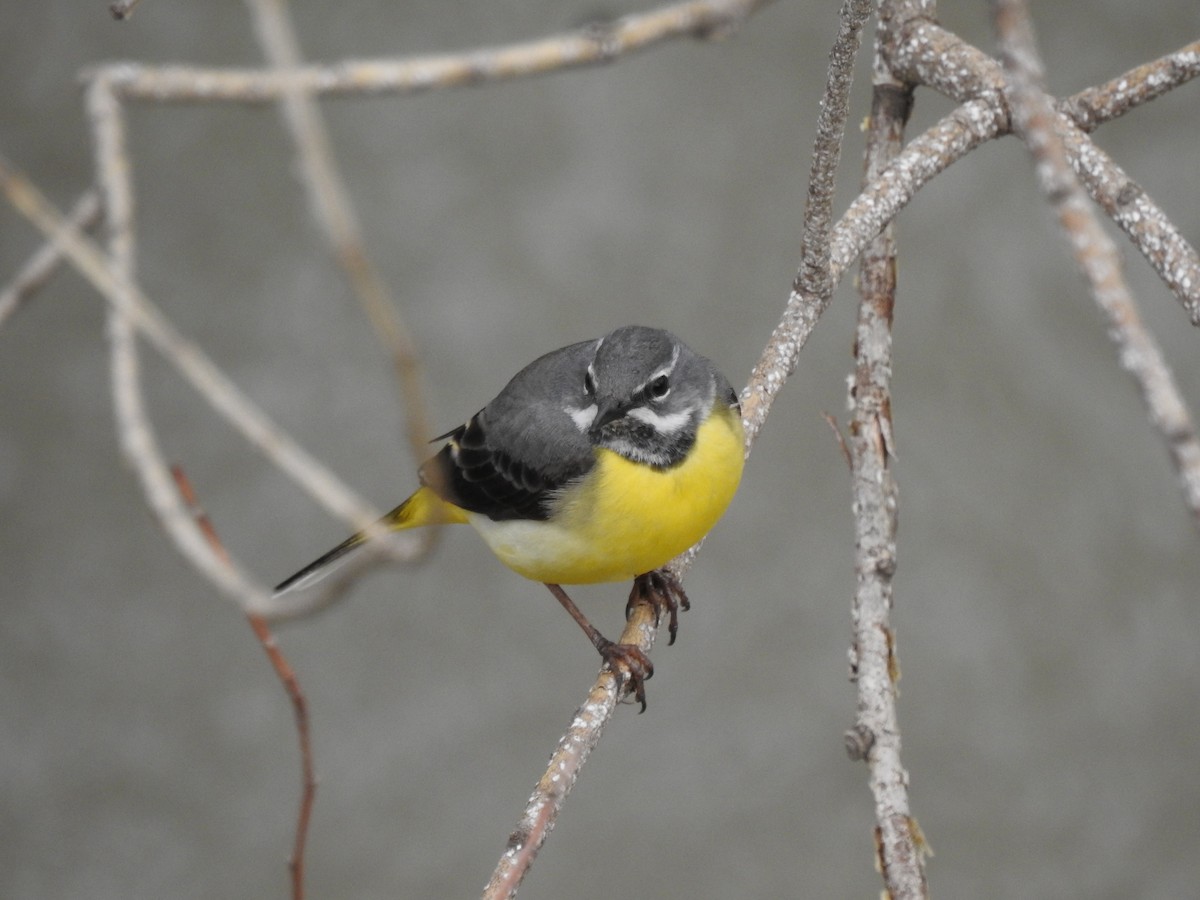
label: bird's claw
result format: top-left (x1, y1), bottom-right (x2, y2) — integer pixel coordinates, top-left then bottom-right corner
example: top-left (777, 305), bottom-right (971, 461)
top-left (596, 637), bottom-right (655, 713)
top-left (627, 570), bottom-right (691, 646)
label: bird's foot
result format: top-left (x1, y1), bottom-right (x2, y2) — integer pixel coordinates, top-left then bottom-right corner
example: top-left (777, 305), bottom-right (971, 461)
top-left (595, 636), bottom-right (655, 713)
top-left (627, 570), bottom-right (691, 646)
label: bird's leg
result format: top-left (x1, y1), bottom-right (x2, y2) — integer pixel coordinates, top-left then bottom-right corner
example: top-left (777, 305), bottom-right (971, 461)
top-left (545, 582), bottom-right (654, 712)
top-left (628, 570), bottom-right (690, 646)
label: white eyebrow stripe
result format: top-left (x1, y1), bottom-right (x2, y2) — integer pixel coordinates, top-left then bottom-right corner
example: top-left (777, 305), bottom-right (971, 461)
top-left (656, 344), bottom-right (681, 379)
top-left (568, 403), bottom-right (598, 432)
top-left (638, 343), bottom-right (681, 392)
top-left (628, 405), bottom-right (692, 434)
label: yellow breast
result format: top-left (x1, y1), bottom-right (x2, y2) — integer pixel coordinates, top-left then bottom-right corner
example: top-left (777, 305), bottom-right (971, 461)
top-left (469, 404), bottom-right (745, 584)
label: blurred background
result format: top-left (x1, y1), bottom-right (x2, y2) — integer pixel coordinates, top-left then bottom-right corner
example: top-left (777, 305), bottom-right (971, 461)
top-left (2, 2), bottom-right (1198, 897)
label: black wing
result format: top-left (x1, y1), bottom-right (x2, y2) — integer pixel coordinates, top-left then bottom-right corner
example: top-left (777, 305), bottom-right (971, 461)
top-left (420, 338), bottom-right (600, 521)
top-left (420, 414), bottom-right (540, 520)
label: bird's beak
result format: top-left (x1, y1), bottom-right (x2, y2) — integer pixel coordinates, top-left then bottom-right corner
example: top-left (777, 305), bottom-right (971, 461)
top-left (590, 399), bottom-right (625, 435)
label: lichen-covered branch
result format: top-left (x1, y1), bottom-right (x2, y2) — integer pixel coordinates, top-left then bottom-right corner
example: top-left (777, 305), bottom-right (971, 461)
top-left (844, 8), bottom-right (927, 895)
top-left (993, 1), bottom-right (1200, 522)
top-left (739, 0), bottom-right (872, 447)
top-left (887, 22), bottom-right (1200, 322)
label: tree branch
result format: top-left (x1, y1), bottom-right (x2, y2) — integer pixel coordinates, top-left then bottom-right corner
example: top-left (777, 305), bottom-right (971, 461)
top-left (0, 146), bottom-right (419, 619)
top-left (844, 4), bottom-right (927, 895)
top-left (172, 465), bottom-right (316, 900)
top-left (887, 22), bottom-right (1200, 322)
top-left (1062, 40), bottom-right (1200, 132)
top-left (993, 1), bottom-right (1200, 522)
top-left (245, 0), bottom-right (439, 504)
top-left (740, 0), bottom-right (872, 448)
top-left (0, 188), bottom-right (102, 326)
top-left (89, 0), bottom-right (776, 103)
top-left (481, 598), bottom-right (658, 899)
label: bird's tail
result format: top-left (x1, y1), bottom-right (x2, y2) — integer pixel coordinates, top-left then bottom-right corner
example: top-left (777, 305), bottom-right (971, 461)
top-left (273, 486), bottom-right (466, 594)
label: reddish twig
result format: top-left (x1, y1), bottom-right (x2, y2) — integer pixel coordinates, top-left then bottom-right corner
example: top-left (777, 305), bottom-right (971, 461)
top-left (821, 411), bottom-right (853, 471)
top-left (171, 465), bottom-right (316, 900)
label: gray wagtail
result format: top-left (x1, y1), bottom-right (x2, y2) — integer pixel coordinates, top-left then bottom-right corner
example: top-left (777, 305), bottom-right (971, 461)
top-left (276, 325), bottom-right (744, 708)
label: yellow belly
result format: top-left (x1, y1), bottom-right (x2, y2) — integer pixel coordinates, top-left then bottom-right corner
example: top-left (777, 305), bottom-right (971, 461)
top-left (469, 406), bottom-right (745, 584)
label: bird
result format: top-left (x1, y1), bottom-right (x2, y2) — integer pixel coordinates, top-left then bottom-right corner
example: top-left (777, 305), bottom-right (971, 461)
top-left (275, 325), bottom-right (745, 709)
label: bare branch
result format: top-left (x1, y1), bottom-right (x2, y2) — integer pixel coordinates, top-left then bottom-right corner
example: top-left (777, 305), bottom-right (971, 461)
top-left (993, 0), bottom-right (1200, 522)
top-left (844, 11), bottom-right (927, 895)
top-left (482, 598), bottom-right (658, 899)
top-left (0, 188), bottom-right (102, 327)
top-left (245, 0), bottom-right (438, 497)
top-left (76, 75), bottom-right (412, 539)
top-left (0, 145), bottom-right (421, 618)
top-left (796, 0), bottom-right (874, 301)
top-left (829, 38), bottom-right (1200, 298)
top-left (90, 0), bottom-right (776, 103)
top-left (1063, 40), bottom-right (1200, 133)
top-left (1057, 124), bottom-right (1200, 325)
top-left (888, 23), bottom-right (1200, 322)
top-left (172, 465), bottom-right (316, 900)
top-left (740, 0), bottom-right (872, 447)
top-left (74, 78), bottom-right (278, 617)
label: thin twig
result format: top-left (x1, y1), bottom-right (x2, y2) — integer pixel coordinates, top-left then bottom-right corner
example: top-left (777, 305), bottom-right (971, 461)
top-left (1056, 123), bottom-right (1200, 326)
top-left (1062, 40), bottom-right (1200, 133)
top-left (172, 465), bottom-right (316, 900)
top-left (796, 0), bottom-right (874, 302)
top-left (245, 0), bottom-right (438, 504)
top-left (482, 599), bottom-right (658, 900)
top-left (0, 149), bottom-right (417, 619)
top-left (740, 0), bottom-right (872, 451)
top-left (887, 23), bottom-right (1200, 322)
top-left (822, 411), bottom-right (853, 471)
top-left (29, 83), bottom-right (407, 535)
top-left (993, 1), bottom-right (1200, 524)
top-left (844, 6), bottom-right (927, 895)
top-left (91, 0), bottom-right (776, 103)
top-left (0, 188), bottom-right (102, 327)
top-left (76, 78), bottom-right (276, 615)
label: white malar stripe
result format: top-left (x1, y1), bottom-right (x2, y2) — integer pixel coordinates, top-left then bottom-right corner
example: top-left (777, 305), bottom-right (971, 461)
top-left (568, 403), bottom-right (598, 432)
top-left (627, 405), bottom-right (693, 434)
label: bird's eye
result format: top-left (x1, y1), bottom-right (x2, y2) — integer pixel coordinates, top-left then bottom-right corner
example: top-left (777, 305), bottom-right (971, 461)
top-left (648, 374), bottom-right (670, 399)
top-left (584, 367), bottom-right (596, 396)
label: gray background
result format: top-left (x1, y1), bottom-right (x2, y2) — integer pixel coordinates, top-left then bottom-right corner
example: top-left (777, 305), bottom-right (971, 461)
top-left (3, 2), bottom-right (1198, 898)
